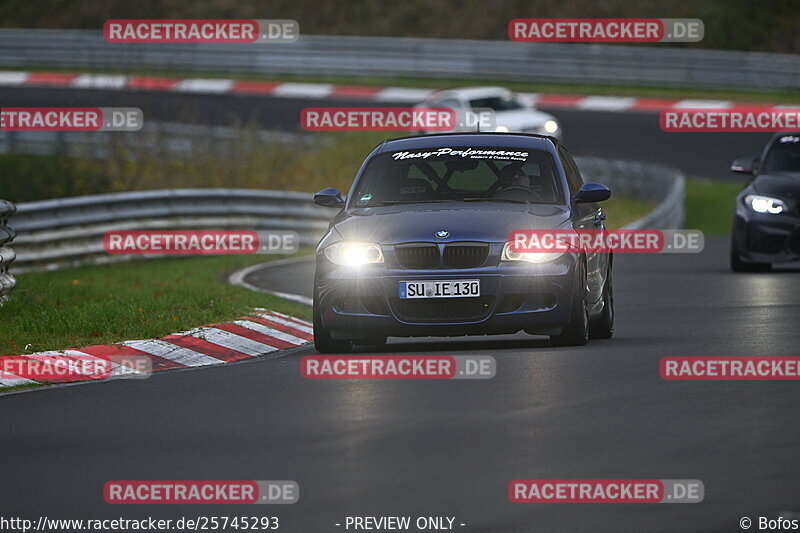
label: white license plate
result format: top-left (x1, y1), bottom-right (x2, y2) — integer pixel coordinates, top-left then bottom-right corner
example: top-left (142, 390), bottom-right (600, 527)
top-left (399, 280), bottom-right (480, 299)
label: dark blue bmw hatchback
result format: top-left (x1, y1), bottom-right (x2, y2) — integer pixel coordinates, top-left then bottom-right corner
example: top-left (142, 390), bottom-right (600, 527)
top-left (312, 133), bottom-right (614, 352)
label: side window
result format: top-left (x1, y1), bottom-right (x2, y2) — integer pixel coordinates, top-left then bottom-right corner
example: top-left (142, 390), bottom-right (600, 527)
top-left (432, 97), bottom-right (463, 110)
top-left (558, 146), bottom-right (584, 196)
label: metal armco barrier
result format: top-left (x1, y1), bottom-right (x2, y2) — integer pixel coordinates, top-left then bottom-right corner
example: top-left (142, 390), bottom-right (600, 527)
top-left (0, 29), bottom-right (797, 90)
top-left (575, 157), bottom-right (685, 230)
top-left (10, 189), bottom-right (333, 272)
top-left (10, 158), bottom-right (683, 272)
top-left (0, 199), bottom-right (17, 305)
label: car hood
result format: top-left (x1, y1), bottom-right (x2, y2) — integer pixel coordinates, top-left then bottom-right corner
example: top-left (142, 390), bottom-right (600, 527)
top-left (752, 172), bottom-right (800, 200)
top-left (332, 203), bottom-right (571, 245)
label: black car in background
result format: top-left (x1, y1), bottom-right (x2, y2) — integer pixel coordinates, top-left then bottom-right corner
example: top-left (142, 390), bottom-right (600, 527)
top-left (730, 133), bottom-right (800, 271)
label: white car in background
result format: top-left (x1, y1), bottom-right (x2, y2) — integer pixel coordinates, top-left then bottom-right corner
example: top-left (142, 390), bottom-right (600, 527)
top-left (415, 86), bottom-right (561, 138)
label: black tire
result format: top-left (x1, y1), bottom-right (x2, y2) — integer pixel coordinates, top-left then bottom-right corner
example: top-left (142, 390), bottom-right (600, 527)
top-left (730, 237), bottom-right (771, 272)
top-left (313, 298), bottom-right (352, 354)
top-left (550, 261), bottom-right (589, 347)
top-left (589, 264), bottom-right (614, 340)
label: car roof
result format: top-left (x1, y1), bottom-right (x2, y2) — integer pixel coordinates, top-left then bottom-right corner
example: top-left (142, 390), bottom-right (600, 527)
top-left (376, 132), bottom-right (557, 154)
top-left (430, 86), bottom-right (514, 100)
top-left (769, 132), bottom-right (800, 142)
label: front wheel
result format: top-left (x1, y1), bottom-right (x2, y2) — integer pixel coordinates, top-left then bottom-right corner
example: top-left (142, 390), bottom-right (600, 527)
top-left (730, 237), bottom-right (771, 272)
top-left (589, 264), bottom-right (614, 339)
top-left (550, 262), bottom-right (589, 347)
top-left (313, 299), bottom-right (352, 354)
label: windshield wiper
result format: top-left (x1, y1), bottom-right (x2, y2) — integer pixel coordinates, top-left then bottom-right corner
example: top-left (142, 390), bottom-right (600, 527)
top-left (463, 197), bottom-right (529, 204)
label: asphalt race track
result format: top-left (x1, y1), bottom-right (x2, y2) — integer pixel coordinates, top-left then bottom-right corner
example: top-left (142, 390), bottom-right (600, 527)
top-left (2, 236), bottom-right (800, 531)
top-left (0, 86), bottom-right (774, 180)
top-left (1, 82), bottom-right (795, 531)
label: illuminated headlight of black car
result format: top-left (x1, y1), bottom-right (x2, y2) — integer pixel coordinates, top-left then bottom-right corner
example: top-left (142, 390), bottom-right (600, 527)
top-left (501, 242), bottom-right (565, 264)
top-left (745, 194), bottom-right (787, 215)
top-left (323, 241), bottom-right (384, 266)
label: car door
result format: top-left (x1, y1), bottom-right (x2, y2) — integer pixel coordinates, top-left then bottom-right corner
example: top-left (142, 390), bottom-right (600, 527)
top-left (559, 146), bottom-right (608, 305)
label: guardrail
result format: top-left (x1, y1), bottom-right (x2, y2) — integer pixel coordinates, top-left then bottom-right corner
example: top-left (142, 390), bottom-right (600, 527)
top-left (575, 157), bottom-right (685, 230)
top-left (9, 157), bottom-right (683, 272)
top-left (0, 199), bottom-right (17, 305)
top-left (0, 29), bottom-right (797, 90)
top-left (10, 189), bottom-right (333, 272)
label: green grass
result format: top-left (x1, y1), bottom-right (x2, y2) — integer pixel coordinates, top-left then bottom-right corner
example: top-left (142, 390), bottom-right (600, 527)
top-left (0, 132), bottom-right (388, 203)
top-left (7, 65), bottom-right (800, 105)
top-left (684, 178), bottom-right (742, 234)
top-left (0, 253), bottom-right (312, 356)
top-left (602, 195), bottom-right (655, 229)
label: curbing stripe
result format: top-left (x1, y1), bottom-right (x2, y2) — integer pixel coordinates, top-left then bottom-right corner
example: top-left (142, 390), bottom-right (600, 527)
top-left (161, 334), bottom-right (253, 362)
top-left (17, 350), bottom-right (108, 382)
top-left (671, 99), bottom-right (732, 109)
top-left (232, 319), bottom-right (308, 346)
top-left (5, 69), bottom-right (796, 113)
top-left (272, 82), bottom-right (335, 98)
top-left (71, 74), bottom-right (128, 89)
top-left (80, 343), bottom-right (182, 372)
top-left (26, 72), bottom-right (78, 85)
top-left (122, 339), bottom-right (224, 367)
top-left (0, 371), bottom-right (36, 387)
top-left (0, 308), bottom-right (313, 393)
top-left (576, 96), bottom-right (637, 111)
top-left (179, 326), bottom-right (281, 357)
top-left (173, 78), bottom-right (234, 93)
top-left (230, 80), bottom-right (281, 93)
top-left (127, 76), bottom-right (179, 90)
top-left (0, 71), bottom-right (30, 85)
top-left (243, 315), bottom-right (314, 341)
top-left (256, 309), bottom-right (313, 331)
top-left (212, 323), bottom-right (296, 350)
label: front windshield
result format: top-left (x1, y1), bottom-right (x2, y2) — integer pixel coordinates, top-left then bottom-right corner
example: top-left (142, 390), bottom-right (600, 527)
top-left (350, 146), bottom-right (564, 207)
top-left (468, 95), bottom-right (524, 111)
top-left (762, 134), bottom-right (800, 172)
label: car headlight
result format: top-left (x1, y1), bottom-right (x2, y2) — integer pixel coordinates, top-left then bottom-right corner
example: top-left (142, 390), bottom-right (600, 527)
top-left (323, 241), bottom-right (384, 266)
top-left (745, 194), bottom-right (786, 214)
top-left (543, 120), bottom-right (559, 134)
top-left (501, 242), bottom-right (565, 264)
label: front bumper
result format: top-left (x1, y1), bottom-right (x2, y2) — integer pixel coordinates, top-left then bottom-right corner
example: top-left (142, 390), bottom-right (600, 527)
top-left (315, 254), bottom-right (578, 340)
top-left (733, 203), bottom-right (800, 263)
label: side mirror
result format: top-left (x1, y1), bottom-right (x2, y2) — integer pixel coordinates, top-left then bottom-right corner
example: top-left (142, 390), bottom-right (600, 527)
top-left (314, 187), bottom-right (345, 208)
top-left (573, 182), bottom-right (611, 204)
top-left (730, 157), bottom-right (758, 175)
